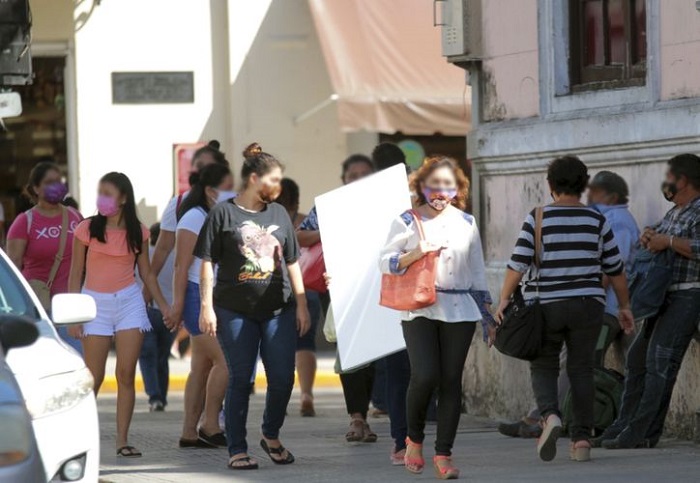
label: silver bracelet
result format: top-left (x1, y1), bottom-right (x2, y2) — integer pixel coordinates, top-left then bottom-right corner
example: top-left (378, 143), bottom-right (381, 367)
top-left (669, 235), bottom-right (674, 249)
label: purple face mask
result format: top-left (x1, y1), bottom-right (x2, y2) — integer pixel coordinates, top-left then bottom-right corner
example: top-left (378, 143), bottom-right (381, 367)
top-left (43, 182), bottom-right (68, 204)
top-left (422, 187), bottom-right (457, 211)
top-left (97, 195), bottom-right (120, 217)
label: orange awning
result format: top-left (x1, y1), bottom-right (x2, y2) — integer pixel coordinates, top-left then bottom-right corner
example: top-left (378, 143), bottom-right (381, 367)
top-left (308, 0), bottom-right (470, 136)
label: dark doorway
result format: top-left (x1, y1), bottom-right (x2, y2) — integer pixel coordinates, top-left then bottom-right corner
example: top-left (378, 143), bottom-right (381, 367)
top-left (0, 56), bottom-right (69, 227)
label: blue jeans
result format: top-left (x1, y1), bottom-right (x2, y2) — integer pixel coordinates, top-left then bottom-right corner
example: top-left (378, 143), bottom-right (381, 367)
top-left (296, 290), bottom-right (321, 351)
top-left (381, 350), bottom-right (410, 451)
top-left (372, 358), bottom-right (387, 411)
top-left (216, 305), bottom-right (297, 456)
top-left (138, 307), bottom-right (175, 406)
top-left (614, 289), bottom-right (700, 444)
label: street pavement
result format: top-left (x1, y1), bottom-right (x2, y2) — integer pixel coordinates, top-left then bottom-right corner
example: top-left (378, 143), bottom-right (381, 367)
top-left (96, 388), bottom-right (700, 482)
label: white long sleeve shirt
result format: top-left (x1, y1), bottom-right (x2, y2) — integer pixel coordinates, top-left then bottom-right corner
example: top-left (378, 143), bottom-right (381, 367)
top-left (379, 207), bottom-right (492, 323)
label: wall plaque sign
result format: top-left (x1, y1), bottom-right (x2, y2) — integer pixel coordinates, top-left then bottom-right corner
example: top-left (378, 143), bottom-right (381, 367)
top-left (112, 72), bottom-right (194, 104)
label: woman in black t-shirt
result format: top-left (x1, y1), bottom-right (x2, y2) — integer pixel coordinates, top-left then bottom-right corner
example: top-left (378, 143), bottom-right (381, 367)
top-left (194, 143), bottom-right (311, 471)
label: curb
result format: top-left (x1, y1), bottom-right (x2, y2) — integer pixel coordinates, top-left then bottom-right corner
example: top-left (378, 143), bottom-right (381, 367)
top-left (101, 370), bottom-right (340, 394)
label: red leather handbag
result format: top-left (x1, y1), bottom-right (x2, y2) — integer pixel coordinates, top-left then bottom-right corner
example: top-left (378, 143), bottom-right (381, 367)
top-left (379, 211), bottom-right (438, 311)
top-left (299, 242), bottom-right (328, 293)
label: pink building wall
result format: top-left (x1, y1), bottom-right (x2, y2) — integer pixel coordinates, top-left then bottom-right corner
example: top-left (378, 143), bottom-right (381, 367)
top-left (660, 2), bottom-right (700, 100)
top-left (462, 0), bottom-right (700, 439)
top-left (479, 0), bottom-right (700, 118)
top-left (480, 0), bottom-right (539, 120)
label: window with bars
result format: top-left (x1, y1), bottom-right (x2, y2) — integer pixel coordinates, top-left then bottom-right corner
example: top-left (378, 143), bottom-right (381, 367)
top-left (570, 0), bottom-right (647, 91)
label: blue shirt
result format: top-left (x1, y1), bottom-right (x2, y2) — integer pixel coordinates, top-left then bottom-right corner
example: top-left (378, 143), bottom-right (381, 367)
top-left (592, 204), bottom-right (640, 316)
top-left (299, 206), bottom-right (319, 231)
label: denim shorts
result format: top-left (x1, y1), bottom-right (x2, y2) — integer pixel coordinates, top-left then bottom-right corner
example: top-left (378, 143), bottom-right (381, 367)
top-left (82, 283), bottom-right (151, 336)
top-left (182, 281), bottom-right (202, 336)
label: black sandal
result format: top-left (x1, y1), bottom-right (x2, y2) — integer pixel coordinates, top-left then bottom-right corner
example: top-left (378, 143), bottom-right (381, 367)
top-left (260, 439), bottom-right (295, 465)
top-left (198, 429), bottom-right (227, 448)
top-left (117, 445), bottom-right (142, 458)
top-left (179, 438), bottom-right (216, 449)
top-left (228, 455), bottom-right (259, 470)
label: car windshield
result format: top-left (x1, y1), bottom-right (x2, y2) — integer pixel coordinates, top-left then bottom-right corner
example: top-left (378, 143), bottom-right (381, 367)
top-left (0, 256), bottom-right (40, 321)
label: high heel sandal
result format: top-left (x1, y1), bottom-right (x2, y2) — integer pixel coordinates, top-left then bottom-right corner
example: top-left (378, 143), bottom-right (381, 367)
top-left (569, 440), bottom-right (591, 462)
top-left (404, 437), bottom-right (424, 474)
top-left (433, 456), bottom-right (460, 480)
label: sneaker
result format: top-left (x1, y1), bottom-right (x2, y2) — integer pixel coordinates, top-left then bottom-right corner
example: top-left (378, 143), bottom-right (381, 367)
top-left (537, 414), bottom-right (562, 462)
top-left (601, 428), bottom-right (646, 450)
top-left (591, 421), bottom-right (625, 447)
top-left (498, 420), bottom-right (542, 439)
top-left (149, 401), bottom-right (165, 412)
top-left (498, 421), bottom-right (522, 437)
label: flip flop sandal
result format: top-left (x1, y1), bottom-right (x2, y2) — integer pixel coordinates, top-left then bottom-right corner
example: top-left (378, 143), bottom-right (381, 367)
top-left (345, 418), bottom-right (364, 442)
top-left (362, 422), bottom-right (378, 443)
top-left (179, 438), bottom-right (216, 449)
top-left (198, 429), bottom-right (227, 448)
top-left (260, 439), bottom-right (295, 465)
top-left (117, 446), bottom-right (142, 458)
top-left (228, 456), bottom-right (259, 470)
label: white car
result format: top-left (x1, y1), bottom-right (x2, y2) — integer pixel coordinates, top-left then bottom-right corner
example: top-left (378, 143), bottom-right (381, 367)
top-left (0, 249), bottom-right (99, 482)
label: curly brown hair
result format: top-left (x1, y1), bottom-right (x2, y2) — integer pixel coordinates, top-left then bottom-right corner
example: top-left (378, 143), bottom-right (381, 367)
top-left (410, 155), bottom-right (470, 210)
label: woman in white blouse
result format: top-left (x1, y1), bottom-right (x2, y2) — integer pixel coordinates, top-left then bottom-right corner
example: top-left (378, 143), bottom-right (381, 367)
top-left (380, 156), bottom-right (492, 479)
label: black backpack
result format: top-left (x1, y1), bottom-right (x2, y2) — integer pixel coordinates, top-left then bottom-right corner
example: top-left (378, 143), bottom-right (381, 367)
top-left (561, 323), bottom-right (625, 436)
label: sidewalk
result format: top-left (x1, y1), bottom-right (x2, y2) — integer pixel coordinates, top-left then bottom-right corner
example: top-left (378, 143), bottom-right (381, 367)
top-left (97, 390), bottom-right (700, 482)
top-left (102, 352), bottom-right (340, 393)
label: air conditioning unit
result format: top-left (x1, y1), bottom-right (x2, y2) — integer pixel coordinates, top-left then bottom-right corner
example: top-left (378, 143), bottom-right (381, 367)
top-left (435, 0), bottom-right (483, 64)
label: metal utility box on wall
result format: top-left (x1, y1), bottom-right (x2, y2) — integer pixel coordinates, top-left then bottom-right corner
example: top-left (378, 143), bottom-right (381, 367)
top-left (436, 0), bottom-right (483, 64)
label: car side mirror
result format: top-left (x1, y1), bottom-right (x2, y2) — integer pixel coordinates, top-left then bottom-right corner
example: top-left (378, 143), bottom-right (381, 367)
top-left (51, 294), bottom-right (97, 325)
top-left (0, 316), bottom-right (39, 353)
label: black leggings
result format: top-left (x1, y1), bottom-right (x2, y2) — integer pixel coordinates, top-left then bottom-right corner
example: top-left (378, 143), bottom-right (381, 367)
top-left (340, 364), bottom-right (375, 419)
top-left (402, 318), bottom-right (476, 456)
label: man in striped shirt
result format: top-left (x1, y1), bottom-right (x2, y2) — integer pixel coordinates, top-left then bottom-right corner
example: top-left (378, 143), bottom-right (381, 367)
top-left (508, 205), bottom-right (626, 302)
top-left (497, 170), bottom-right (640, 440)
top-left (497, 156), bottom-right (634, 462)
top-left (600, 153), bottom-right (700, 450)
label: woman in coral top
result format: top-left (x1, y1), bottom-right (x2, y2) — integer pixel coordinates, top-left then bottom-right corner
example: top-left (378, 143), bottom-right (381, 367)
top-left (68, 172), bottom-right (171, 458)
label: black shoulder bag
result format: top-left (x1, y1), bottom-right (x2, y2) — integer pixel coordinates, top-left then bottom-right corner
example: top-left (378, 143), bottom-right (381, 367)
top-left (494, 207), bottom-right (545, 361)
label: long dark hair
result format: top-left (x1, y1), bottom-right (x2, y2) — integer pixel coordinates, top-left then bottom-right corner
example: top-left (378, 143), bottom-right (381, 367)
top-left (177, 163), bottom-right (232, 221)
top-left (23, 161), bottom-right (61, 203)
top-left (89, 172), bottom-right (143, 254)
top-left (189, 140), bottom-right (228, 187)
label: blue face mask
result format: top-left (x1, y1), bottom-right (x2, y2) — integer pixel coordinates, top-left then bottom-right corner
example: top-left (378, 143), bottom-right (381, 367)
top-left (216, 190), bottom-right (236, 203)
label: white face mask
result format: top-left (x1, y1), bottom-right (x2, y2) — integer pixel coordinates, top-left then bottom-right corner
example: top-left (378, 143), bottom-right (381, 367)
top-left (216, 190), bottom-right (236, 203)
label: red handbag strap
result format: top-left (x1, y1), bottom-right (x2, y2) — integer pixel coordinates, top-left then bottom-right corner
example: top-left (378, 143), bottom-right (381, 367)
top-left (409, 210), bottom-right (426, 241)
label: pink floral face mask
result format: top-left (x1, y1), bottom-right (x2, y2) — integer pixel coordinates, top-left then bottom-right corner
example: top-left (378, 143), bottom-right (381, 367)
top-left (422, 187), bottom-right (457, 210)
